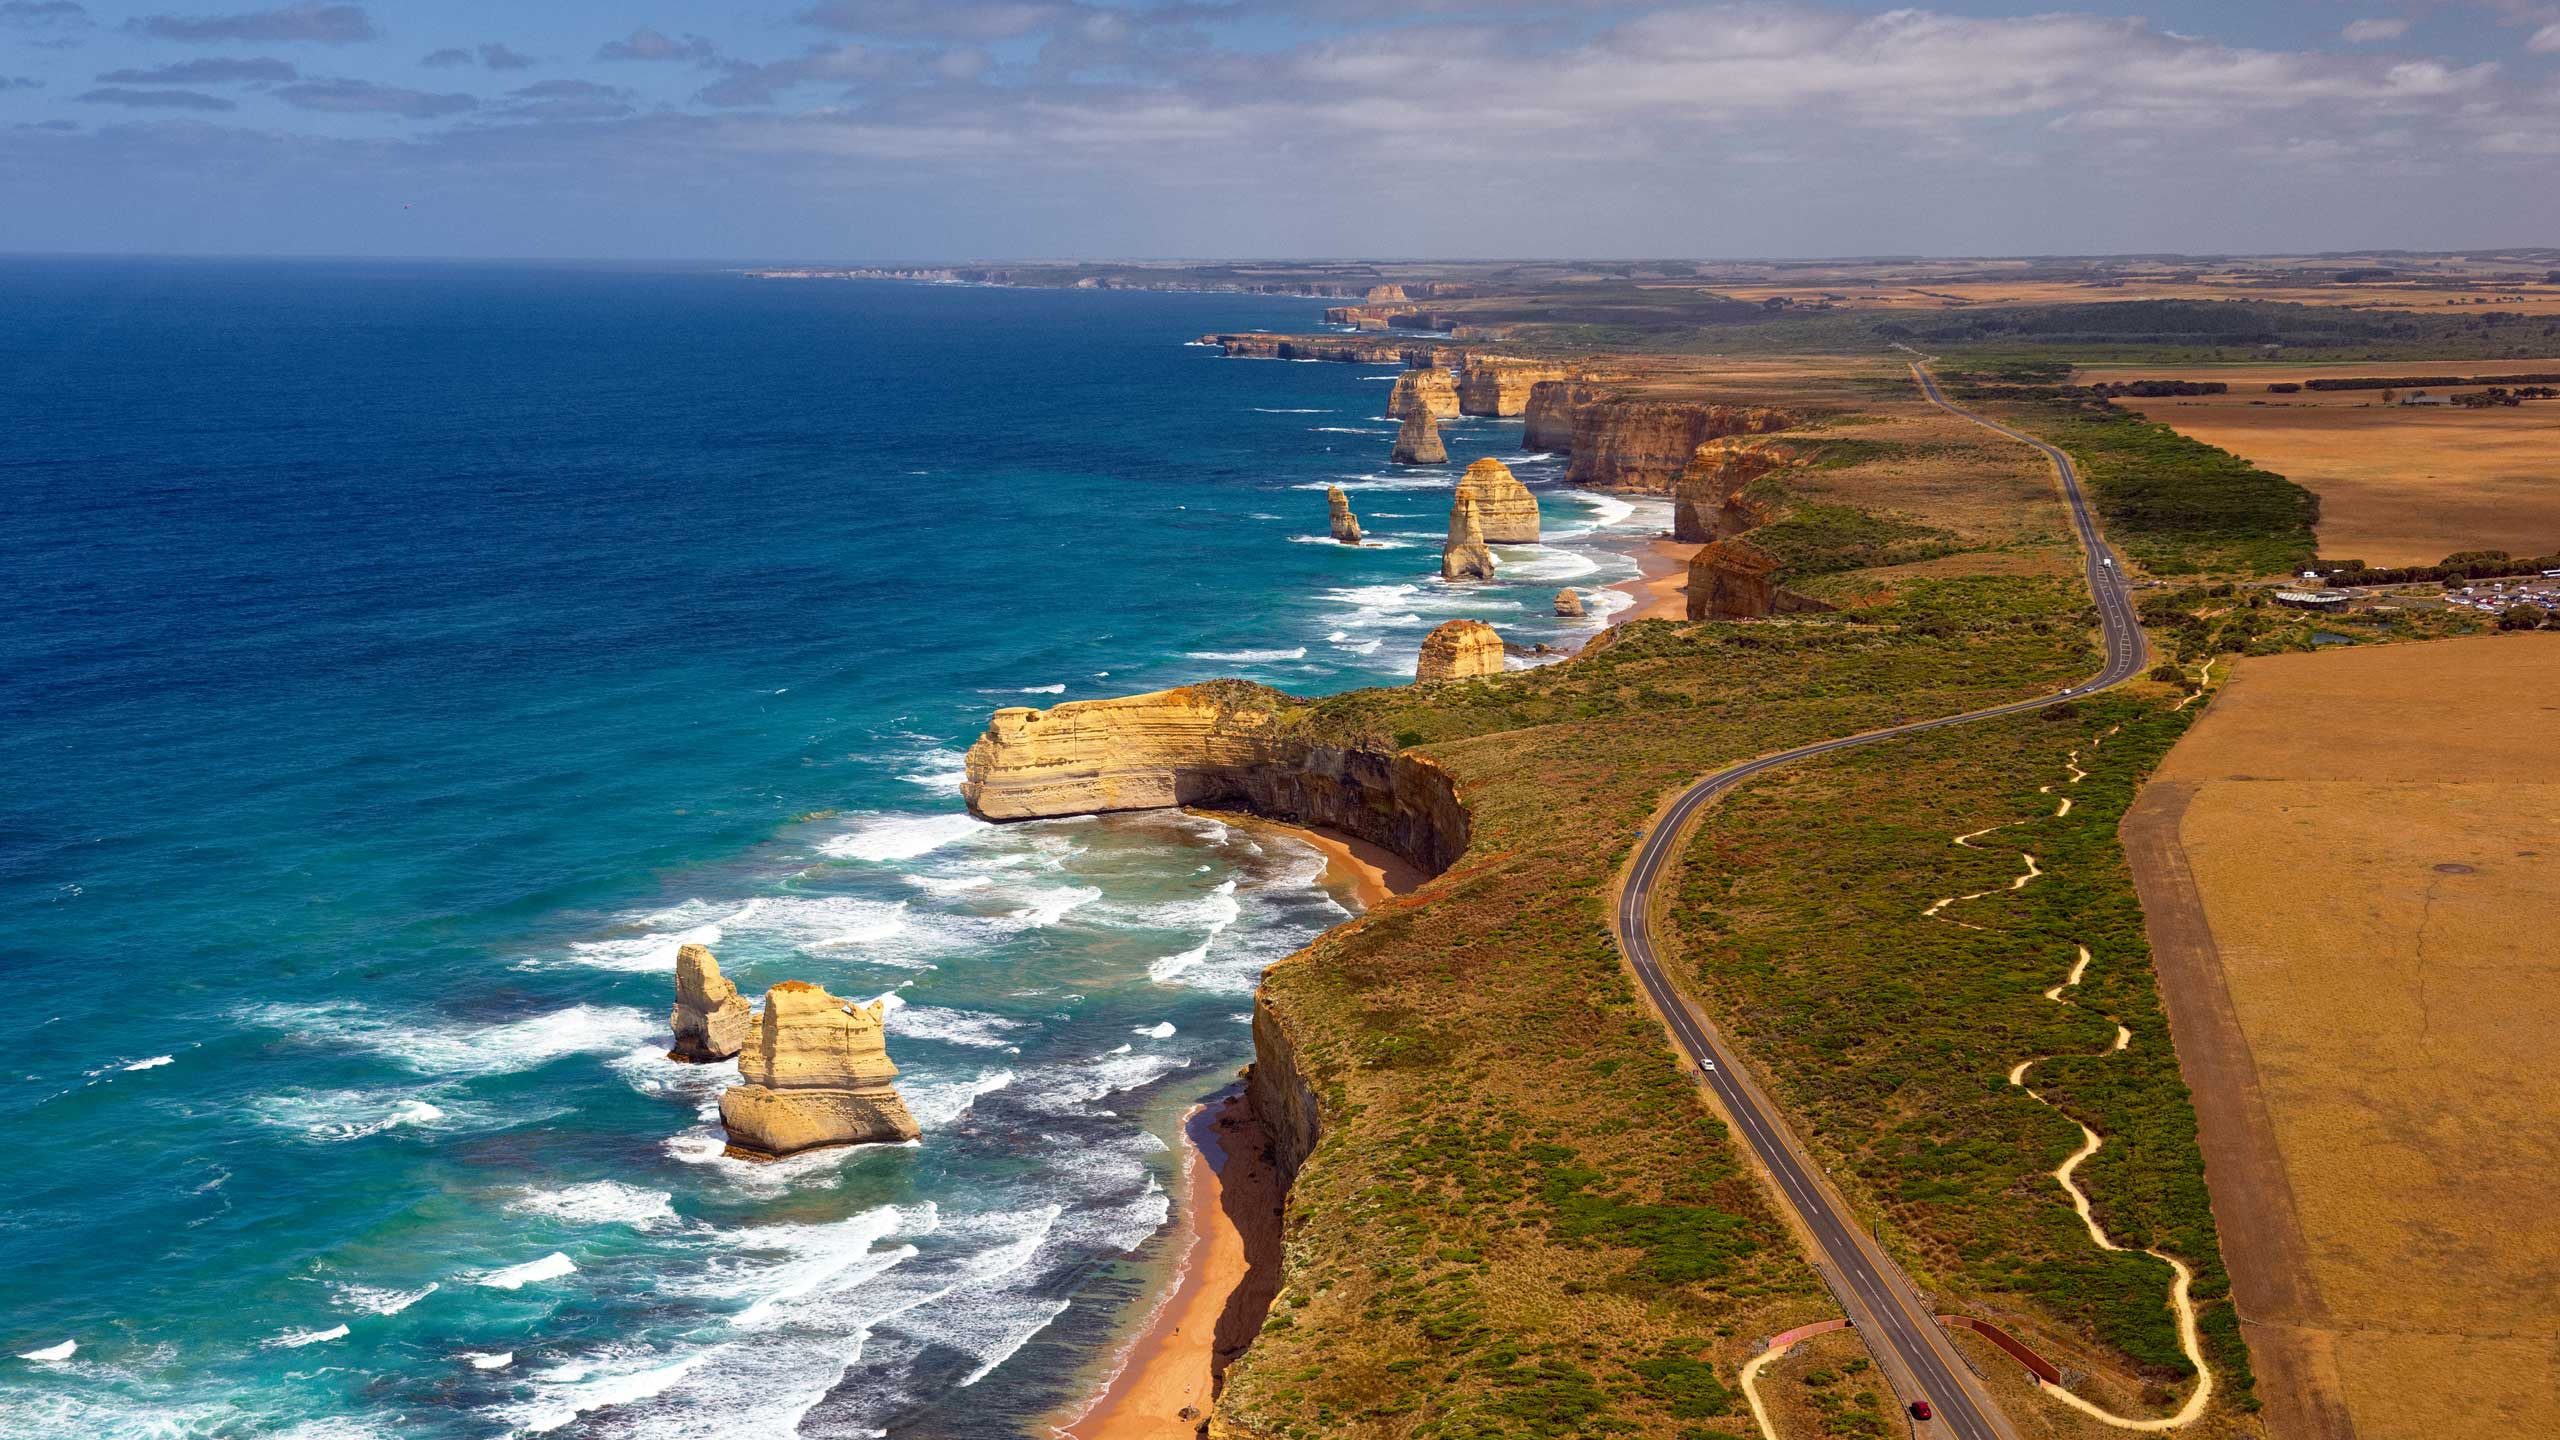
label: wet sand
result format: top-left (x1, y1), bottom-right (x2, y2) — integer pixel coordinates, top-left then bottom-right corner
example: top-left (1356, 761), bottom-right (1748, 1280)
top-left (1605, 536), bottom-right (1698, 625)
top-left (1189, 810), bottom-right (1423, 907)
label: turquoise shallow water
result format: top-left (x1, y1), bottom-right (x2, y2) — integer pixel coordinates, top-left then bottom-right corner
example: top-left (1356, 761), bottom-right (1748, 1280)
top-left (0, 261), bottom-right (1664, 1438)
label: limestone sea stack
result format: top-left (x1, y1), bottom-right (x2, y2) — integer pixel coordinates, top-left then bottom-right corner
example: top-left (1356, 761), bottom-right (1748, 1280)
top-left (1442, 494), bottom-right (1497, 582)
top-left (668, 943), bottom-right (753, 1063)
top-left (1452, 457), bottom-right (1540, 543)
top-left (1416, 620), bottom-right (1504, 682)
top-left (1327, 485), bottom-right (1363, 545)
top-left (1387, 366), bottom-right (1460, 421)
top-left (1555, 589), bottom-right (1586, 618)
top-left (719, 982), bottom-right (921, 1159)
top-left (1391, 410), bottom-right (1447, 466)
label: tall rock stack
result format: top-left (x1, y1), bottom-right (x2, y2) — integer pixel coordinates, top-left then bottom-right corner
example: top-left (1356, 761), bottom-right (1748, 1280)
top-left (1442, 494), bottom-right (1497, 581)
top-left (1415, 620), bottom-right (1504, 681)
top-left (1327, 485), bottom-right (1364, 545)
top-left (1391, 410), bottom-right (1447, 465)
top-left (667, 944), bottom-right (752, 1063)
top-left (719, 982), bottom-right (921, 1159)
top-left (1452, 457), bottom-right (1540, 543)
top-left (1672, 438), bottom-right (1800, 542)
top-left (1387, 367), bottom-right (1461, 421)
top-left (1555, 589), bottom-right (1586, 618)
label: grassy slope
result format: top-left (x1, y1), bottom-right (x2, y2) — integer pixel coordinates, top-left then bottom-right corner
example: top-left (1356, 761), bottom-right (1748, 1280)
top-left (1216, 583), bottom-right (2097, 1440)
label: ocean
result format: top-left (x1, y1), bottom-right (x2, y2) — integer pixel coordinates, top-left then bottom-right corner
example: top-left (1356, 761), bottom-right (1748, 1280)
top-left (0, 260), bottom-right (1665, 1439)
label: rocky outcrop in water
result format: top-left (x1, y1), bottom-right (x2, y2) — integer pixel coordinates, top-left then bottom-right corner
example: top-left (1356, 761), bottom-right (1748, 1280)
top-left (1555, 589), bottom-right (1586, 618)
top-left (1416, 619), bottom-right (1503, 682)
top-left (1458, 357), bottom-right (1571, 417)
top-left (1452, 457), bottom-right (1539, 543)
top-left (1441, 494), bottom-right (1497, 581)
top-left (1671, 437), bottom-right (1805, 542)
top-left (668, 944), bottom-right (753, 1063)
top-left (961, 682), bottom-right (1470, 874)
top-left (1563, 401), bottom-right (1797, 493)
top-left (1391, 411), bottom-right (1447, 466)
top-left (1326, 485), bottom-right (1363, 545)
top-left (1202, 334), bottom-right (1449, 365)
top-left (1522, 380), bottom-right (1609, 452)
top-left (719, 982), bottom-right (921, 1159)
top-left (1684, 537), bottom-right (1836, 621)
top-left (1365, 284), bottom-right (1409, 304)
top-left (1387, 367), bottom-right (1460, 421)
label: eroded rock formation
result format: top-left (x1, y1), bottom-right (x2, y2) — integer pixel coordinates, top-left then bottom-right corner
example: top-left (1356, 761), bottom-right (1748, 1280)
top-left (1458, 357), bottom-right (1571, 417)
top-left (1326, 485), bottom-right (1363, 545)
top-left (668, 943), bottom-right (752, 1064)
top-left (1201, 334), bottom-right (1447, 365)
top-left (1387, 366), bottom-right (1460, 421)
top-left (1555, 589), bottom-right (1586, 618)
top-left (1441, 493), bottom-right (1497, 581)
top-left (1564, 401), bottom-right (1798, 493)
top-left (960, 682), bottom-right (1470, 874)
top-left (1671, 437), bottom-right (1806, 542)
top-left (1391, 410), bottom-right (1447, 466)
top-left (1452, 457), bottom-right (1539, 543)
top-left (1364, 283), bottom-right (1409, 304)
top-left (1684, 537), bottom-right (1837, 621)
top-left (1415, 619), bottom-right (1503, 682)
top-left (719, 982), bottom-right (921, 1159)
top-left (1522, 380), bottom-right (1609, 452)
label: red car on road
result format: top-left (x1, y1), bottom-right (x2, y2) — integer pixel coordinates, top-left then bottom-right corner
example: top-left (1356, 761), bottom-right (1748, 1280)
top-left (1909, 1399), bottom-right (1934, 1421)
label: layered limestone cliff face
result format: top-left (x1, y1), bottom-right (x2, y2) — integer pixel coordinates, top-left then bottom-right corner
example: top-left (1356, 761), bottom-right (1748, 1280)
top-left (668, 943), bottom-right (752, 1063)
top-left (1391, 410), bottom-right (1447, 465)
top-left (1684, 537), bottom-right (1837, 621)
top-left (1386, 366), bottom-right (1460, 421)
top-left (1457, 357), bottom-right (1571, 417)
top-left (1364, 283), bottom-right (1409, 304)
top-left (1441, 494), bottom-right (1497, 581)
top-left (1562, 401), bottom-right (1798, 493)
top-left (1326, 485), bottom-right (1362, 545)
top-left (1452, 457), bottom-right (1539, 543)
top-left (1248, 1000), bottom-right (1323, 1185)
top-left (1202, 334), bottom-right (1445, 365)
top-left (1554, 588), bottom-right (1585, 618)
top-left (719, 982), bottom-right (921, 1159)
top-left (961, 684), bottom-right (1471, 876)
top-left (1415, 619), bottom-right (1504, 681)
top-left (1670, 437), bottom-right (1804, 542)
top-left (1521, 379), bottom-right (1610, 452)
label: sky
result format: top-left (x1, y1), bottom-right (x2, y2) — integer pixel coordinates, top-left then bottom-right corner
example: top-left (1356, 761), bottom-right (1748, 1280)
top-left (1, 0), bottom-right (2556, 260)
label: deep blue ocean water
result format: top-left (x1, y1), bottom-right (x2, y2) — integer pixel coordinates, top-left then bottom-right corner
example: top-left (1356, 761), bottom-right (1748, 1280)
top-left (0, 260), bottom-right (1664, 1439)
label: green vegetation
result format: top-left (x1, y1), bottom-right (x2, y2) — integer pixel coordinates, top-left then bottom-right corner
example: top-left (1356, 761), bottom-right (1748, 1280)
top-left (1745, 502), bottom-right (1956, 580)
top-left (1986, 399), bottom-right (2319, 576)
top-left (1669, 697), bottom-right (2255, 1407)
top-left (1219, 592), bottom-right (2105, 1440)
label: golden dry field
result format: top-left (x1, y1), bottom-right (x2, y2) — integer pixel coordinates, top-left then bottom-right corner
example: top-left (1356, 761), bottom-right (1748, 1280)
top-left (2072, 364), bottom-right (2560, 566)
top-left (2135, 635), bottom-right (2560, 1440)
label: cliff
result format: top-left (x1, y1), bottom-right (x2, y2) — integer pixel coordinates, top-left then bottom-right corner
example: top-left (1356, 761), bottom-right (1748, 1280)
top-left (1451, 457), bottom-right (1539, 543)
top-left (719, 982), bottom-right (921, 1159)
top-left (1562, 401), bottom-right (1797, 493)
top-left (1457, 357), bottom-right (1571, 417)
top-left (961, 683), bottom-right (1471, 875)
top-left (1326, 485), bottom-right (1362, 545)
top-left (1521, 380), bottom-right (1609, 452)
top-left (1415, 619), bottom-right (1504, 681)
top-left (1671, 437), bottom-right (1805, 542)
top-left (1247, 1000), bottom-right (1322, 1185)
top-left (1386, 367), bottom-right (1460, 421)
top-left (1684, 537), bottom-right (1837, 621)
top-left (667, 944), bottom-right (752, 1063)
top-left (1441, 493), bottom-right (1497, 581)
top-left (1391, 410), bottom-right (1447, 465)
top-left (1202, 334), bottom-right (1456, 366)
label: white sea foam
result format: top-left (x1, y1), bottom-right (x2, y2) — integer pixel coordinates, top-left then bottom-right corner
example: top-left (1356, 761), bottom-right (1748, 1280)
top-left (16, 1340), bottom-right (74, 1363)
top-left (1026, 1049), bottom-right (1192, 1114)
top-left (904, 1069), bottom-right (1017, 1127)
top-left (1494, 544), bottom-right (1602, 582)
top-left (1134, 1021), bottom-right (1176, 1039)
top-left (821, 811), bottom-right (989, 863)
top-left (1183, 647), bottom-right (1307, 662)
top-left (1018, 684), bottom-right (1064, 694)
top-left (121, 1055), bottom-right (173, 1072)
top-left (267, 1324), bottom-right (350, 1349)
top-left (1252, 407), bottom-right (1326, 413)
top-left (253, 1090), bottom-right (462, 1142)
top-left (901, 872), bottom-right (992, 897)
top-left (505, 1348), bottom-right (718, 1435)
top-left (738, 895), bottom-right (914, 952)
top-left (1289, 533), bottom-right (1411, 548)
top-left (512, 1181), bottom-right (678, 1230)
top-left (1148, 940), bottom-right (1213, 983)
top-left (475, 1252), bottom-right (577, 1290)
top-left (882, 1003), bottom-right (1028, 1049)
top-left (462, 1351), bottom-right (514, 1370)
top-left (1003, 885), bottom-right (1100, 929)
top-left (1310, 425), bottom-right (1396, 435)
top-left (331, 1281), bottom-right (438, 1315)
top-left (248, 1001), bottom-right (655, 1078)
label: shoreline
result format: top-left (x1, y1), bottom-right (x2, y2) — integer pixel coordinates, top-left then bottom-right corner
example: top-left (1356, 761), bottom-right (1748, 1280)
top-left (1052, 1092), bottom-right (1285, 1440)
top-left (1603, 534), bottom-right (1699, 627)
top-left (1190, 810), bottom-right (1424, 908)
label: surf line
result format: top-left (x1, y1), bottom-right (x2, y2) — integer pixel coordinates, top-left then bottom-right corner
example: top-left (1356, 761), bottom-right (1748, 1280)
top-left (1930, 731), bottom-right (2215, 1431)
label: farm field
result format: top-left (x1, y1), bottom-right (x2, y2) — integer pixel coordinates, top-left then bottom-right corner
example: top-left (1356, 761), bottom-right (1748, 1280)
top-left (2125, 634), bottom-right (2560, 1440)
top-left (2084, 374), bottom-right (2560, 567)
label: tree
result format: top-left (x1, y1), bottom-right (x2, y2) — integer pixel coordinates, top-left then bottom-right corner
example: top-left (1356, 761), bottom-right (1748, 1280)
top-left (2500, 604), bottom-right (2549, 631)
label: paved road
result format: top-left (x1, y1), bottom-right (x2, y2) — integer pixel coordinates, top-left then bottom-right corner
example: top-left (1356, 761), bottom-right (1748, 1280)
top-left (1612, 362), bottom-right (2150, 1440)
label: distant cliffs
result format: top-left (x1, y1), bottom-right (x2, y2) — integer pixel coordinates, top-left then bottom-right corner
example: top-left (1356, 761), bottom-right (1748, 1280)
top-left (1671, 438), bottom-right (1805, 543)
top-left (1457, 357), bottom-right (1570, 417)
top-left (1562, 400), bottom-right (1797, 493)
top-left (1387, 367), bottom-right (1460, 421)
top-left (1522, 380), bottom-right (1608, 452)
top-left (1202, 334), bottom-right (1452, 365)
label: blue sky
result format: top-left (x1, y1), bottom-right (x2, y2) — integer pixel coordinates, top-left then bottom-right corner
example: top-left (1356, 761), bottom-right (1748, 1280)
top-left (2, 0), bottom-right (2555, 259)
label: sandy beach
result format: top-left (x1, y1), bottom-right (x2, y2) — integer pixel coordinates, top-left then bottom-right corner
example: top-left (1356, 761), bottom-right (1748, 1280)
top-left (1605, 536), bottom-right (1698, 625)
top-left (1191, 810), bottom-right (1424, 909)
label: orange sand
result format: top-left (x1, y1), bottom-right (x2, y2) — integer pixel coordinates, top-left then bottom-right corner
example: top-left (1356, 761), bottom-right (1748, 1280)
top-left (1608, 538), bottom-right (1698, 625)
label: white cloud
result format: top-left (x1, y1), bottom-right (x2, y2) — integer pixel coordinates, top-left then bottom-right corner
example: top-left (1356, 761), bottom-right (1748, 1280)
top-left (2341, 17), bottom-right (2410, 43)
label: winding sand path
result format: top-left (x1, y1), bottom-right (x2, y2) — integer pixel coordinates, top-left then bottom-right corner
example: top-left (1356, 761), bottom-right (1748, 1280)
top-left (1928, 734), bottom-right (2215, 1431)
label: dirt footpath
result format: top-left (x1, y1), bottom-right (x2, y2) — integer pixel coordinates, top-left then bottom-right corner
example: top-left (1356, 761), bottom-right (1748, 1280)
top-left (2124, 634), bottom-right (2560, 1440)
